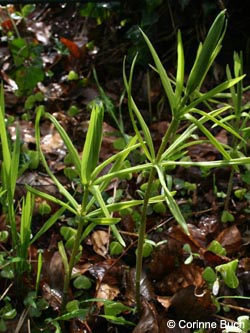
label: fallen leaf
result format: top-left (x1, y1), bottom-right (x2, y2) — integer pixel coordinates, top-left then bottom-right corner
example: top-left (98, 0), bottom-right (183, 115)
top-left (96, 283), bottom-right (120, 307)
top-left (133, 299), bottom-right (159, 333)
top-left (155, 264), bottom-right (204, 295)
top-left (215, 225), bottom-right (242, 255)
top-left (168, 285), bottom-right (216, 321)
top-left (91, 230), bottom-right (110, 257)
top-left (156, 295), bottom-right (172, 309)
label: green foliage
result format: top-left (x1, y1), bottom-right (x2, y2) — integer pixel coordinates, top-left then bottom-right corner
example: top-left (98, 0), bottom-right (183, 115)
top-left (183, 243), bottom-right (200, 264)
top-left (73, 275), bottom-right (92, 290)
top-left (207, 240), bottom-right (227, 256)
top-left (9, 38), bottom-right (44, 96)
top-left (31, 100), bottom-right (164, 310)
top-left (203, 260), bottom-right (239, 290)
top-left (123, 9), bottom-right (249, 311)
top-left (0, 84), bottom-right (20, 248)
top-left (216, 259), bottom-right (239, 289)
top-left (101, 301), bottom-right (135, 326)
top-left (109, 241), bottom-right (123, 256)
top-left (0, 297), bottom-right (17, 332)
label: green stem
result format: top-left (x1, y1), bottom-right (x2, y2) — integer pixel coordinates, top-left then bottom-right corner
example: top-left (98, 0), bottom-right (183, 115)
top-left (62, 187), bottom-right (89, 307)
top-left (224, 168), bottom-right (234, 211)
top-left (156, 116), bottom-right (180, 160)
top-left (135, 168), bottom-right (156, 312)
top-left (135, 116), bottom-right (181, 311)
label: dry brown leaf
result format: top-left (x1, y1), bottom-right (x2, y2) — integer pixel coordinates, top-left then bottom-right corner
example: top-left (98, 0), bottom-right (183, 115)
top-left (169, 285), bottom-right (216, 321)
top-left (91, 230), bottom-right (110, 257)
top-left (215, 225), bottom-right (242, 255)
top-left (156, 263), bottom-right (204, 295)
top-left (133, 299), bottom-right (159, 333)
top-left (96, 283), bottom-right (119, 307)
top-left (156, 296), bottom-right (172, 309)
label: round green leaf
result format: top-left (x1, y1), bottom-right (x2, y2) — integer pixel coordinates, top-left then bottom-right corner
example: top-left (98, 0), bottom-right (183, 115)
top-left (110, 241), bottom-right (123, 256)
top-left (142, 242), bottom-right (153, 258)
top-left (73, 275), bottom-right (92, 290)
top-left (202, 266), bottom-right (217, 283)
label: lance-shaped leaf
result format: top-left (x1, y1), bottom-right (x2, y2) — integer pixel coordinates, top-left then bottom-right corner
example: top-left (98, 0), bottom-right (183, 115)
top-left (155, 164), bottom-right (189, 235)
top-left (90, 185), bottom-right (125, 246)
top-left (175, 29), bottom-right (185, 101)
top-left (81, 101), bottom-right (104, 184)
top-left (186, 10), bottom-right (227, 95)
top-left (140, 28), bottom-right (176, 113)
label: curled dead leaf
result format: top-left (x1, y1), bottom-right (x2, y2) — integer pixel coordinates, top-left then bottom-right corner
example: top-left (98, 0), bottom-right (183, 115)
top-left (155, 264), bottom-right (204, 295)
top-left (91, 230), bottom-right (110, 257)
top-left (96, 283), bottom-right (119, 307)
top-left (215, 225), bottom-right (242, 255)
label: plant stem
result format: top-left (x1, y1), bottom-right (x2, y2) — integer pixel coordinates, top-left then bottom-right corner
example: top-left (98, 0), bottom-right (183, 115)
top-left (62, 188), bottom-right (89, 307)
top-left (224, 168), bottom-right (234, 211)
top-left (135, 167), bottom-right (156, 312)
top-left (135, 116), bottom-right (180, 311)
top-left (156, 116), bottom-right (180, 160)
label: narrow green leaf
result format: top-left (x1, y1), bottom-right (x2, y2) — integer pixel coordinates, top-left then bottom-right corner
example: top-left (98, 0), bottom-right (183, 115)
top-left (86, 195), bottom-right (165, 218)
top-left (155, 164), bottom-right (189, 235)
top-left (30, 206), bottom-right (66, 244)
top-left (140, 28), bottom-right (176, 112)
top-left (91, 185), bottom-right (125, 246)
top-left (175, 30), bottom-right (185, 101)
top-left (10, 127), bottom-right (20, 196)
top-left (190, 108), bottom-right (244, 142)
top-left (53, 309), bottom-right (88, 321)
top-left (94, 162), bottom-right (153, 186)
top-left (161, 157), bottom-right (250, 168)
top-left (35, 109), bottom-right (79, 211)
top-left (123, 56), bottom-right (154, 161)
top-left (58, 241), bottom-right (69, 276)
top-left (81, 102), bottom-right (104, 184)
top-left (87, 217), bottom-right (121, 225)
top-left (26, 185), bottom-right (77, 215)
top-left (130, 99), bottom-right (155, 160)
top-left (183, 76), bottom-right (245, 114)
top-left (0, 83), bottom-right (11, 171)
top-left (19, 191), bottom-right (34, 262)
top-left (186, 10), bottom-right (227, 95)
top-left (91, 136), bottom-right (139, 180)
top-left (45, 112), bottom-right (81, 175)
top-left (185, 113), bottom-right (231, 160)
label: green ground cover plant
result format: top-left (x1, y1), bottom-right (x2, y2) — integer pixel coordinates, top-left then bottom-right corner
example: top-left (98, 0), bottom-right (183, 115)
top-left (1, 8), bottom-right (250, 332)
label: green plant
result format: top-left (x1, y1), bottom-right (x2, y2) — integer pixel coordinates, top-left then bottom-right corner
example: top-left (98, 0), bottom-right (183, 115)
top-left (222, 315), bottom-right (250, 333)
top-left (1, 5), bottom-right (44, 96)
top-left (29, 101), bottom-right (167, 317)
top-left (0, 84), bottom-right (20, 249)
top-left (0, 296), bottom-right (17, 332)
top-left (27, 10), bottom-right (250, 319)
top-left (122, 9), bottom-right (249, 311)
top-left (218, 51), bottom-right (250, 222)
top-left (203, 260), bottom-right (239, 293)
